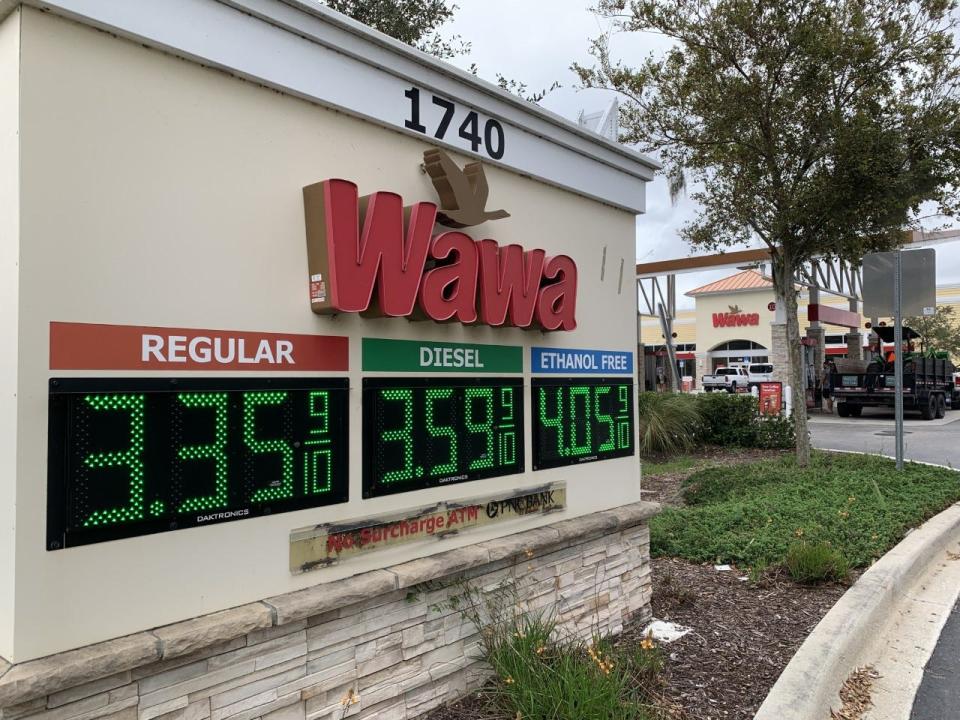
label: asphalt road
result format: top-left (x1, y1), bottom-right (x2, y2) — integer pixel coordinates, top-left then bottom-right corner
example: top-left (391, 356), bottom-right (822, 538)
top-left (809, 406), bottom-right (960, 468)
top-left (911, 598), bottom-right (960, 720)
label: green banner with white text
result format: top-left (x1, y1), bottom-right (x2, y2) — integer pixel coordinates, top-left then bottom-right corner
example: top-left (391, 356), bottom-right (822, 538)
top-left (362, 338), bottom-right (522, 373)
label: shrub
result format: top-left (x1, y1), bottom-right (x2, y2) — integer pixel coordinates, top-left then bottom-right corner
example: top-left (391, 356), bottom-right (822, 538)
top-left (451, 579), bottom-right (664, 720)
top-left (479, 614), bottom-right (661, 720)
top-left (785, 541), bottom-right (849, 583)
top-left (652, 452), bottom-right (960, 569)
top-left (636, 392), bottom-right (701, 456)
top-left (754, 414), bottom-right (796, 449)
top-left (695, 392), bottom-right (758, 446)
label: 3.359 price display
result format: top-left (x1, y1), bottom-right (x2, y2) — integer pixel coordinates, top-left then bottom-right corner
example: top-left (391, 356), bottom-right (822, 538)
top-left (47, 378), bottom-right (348, 549)
top-left (363, 378), bottom-right (524, 498)
top-left (532, 378), bottom-right (634, 470)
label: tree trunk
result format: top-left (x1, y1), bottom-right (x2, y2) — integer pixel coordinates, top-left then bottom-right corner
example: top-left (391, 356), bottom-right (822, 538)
top-left (778, 260), bottom-right (811, 466)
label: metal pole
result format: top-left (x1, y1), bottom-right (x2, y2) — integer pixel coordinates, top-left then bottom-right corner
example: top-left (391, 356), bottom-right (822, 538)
top-left (894, 249), bottom-right (904, 471)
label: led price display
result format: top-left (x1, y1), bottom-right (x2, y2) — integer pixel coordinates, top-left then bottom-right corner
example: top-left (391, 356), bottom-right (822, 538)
top-left (532, 378), bottom-right (634, 470)
top-left (363, 378), bottom-right (524, 498)
top-left (47, 378), bottom-right (349, 549)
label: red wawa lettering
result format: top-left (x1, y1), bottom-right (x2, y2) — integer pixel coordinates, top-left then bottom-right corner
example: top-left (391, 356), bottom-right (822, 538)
top-left (712, 312), bottom-right (759, 328)
top-left (303, 179), bottom-right (577, 330)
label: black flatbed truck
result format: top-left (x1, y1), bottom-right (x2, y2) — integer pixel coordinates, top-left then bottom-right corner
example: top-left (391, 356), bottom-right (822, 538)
top-left (831, 326), bottom-right (956, 420)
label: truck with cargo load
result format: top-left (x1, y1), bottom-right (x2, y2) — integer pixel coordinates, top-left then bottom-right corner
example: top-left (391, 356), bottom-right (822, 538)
top-left (831, 326), bottom-right (957, 419)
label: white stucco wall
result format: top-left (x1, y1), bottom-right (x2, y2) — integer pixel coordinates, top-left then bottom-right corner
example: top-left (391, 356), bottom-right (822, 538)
top-left (0, 6), bottom-right (20, 662)
top-left (12, 9), bottom-right (644, 661)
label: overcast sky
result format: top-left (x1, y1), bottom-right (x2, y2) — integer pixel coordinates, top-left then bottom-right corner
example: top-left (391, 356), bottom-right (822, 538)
top-left (443, 0), bottom-right (960, 309)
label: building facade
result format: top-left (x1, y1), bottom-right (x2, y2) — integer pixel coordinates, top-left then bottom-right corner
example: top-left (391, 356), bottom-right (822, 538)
top-left (640, 269), bottom-right (960, 389)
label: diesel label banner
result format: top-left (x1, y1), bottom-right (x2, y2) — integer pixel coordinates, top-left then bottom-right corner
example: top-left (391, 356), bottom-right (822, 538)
top-left (289, 483), bottom-right (565, 572)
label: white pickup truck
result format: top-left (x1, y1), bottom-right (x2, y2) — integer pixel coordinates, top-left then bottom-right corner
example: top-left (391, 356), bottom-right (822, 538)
top-left (702, 363), bottom-right (774, 393)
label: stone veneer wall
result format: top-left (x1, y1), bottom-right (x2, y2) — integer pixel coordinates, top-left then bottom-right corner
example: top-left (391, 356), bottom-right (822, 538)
top-left (0, 503), bottom-right (657, 720)
top-left (769, 322), bottom-right (789, 387)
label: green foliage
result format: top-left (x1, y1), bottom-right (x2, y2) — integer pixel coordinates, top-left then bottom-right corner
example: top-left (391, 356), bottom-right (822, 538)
top-left (575, 0), bottom-right (960, 465)
top-left (324, 0), bottom-right (467, 58)
top-left (695, 393), bottom-right (759, 446)
top-left (746, 558), bottom-right (769, 584)
top-left (905, 305), bottom-right (960, 363)
top-left (652, 452), bottom-right (960, 568)
top-left (785, 542), bottom-right (849, 584)
top-left (640, 455), bottom-right (701, 476)
top-left (753, 414), bottom-right (796, 449)
top-left (636, 392), bottom-right (701, 455)
top-left (324, 1), bottom-right (559, 102)
top-left (477, 613), bottom-right (662, 720)
top-left (637, 391), bottom-right (796, 455)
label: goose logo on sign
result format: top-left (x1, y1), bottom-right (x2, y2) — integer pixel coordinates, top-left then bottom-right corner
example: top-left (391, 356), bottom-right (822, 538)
top-left (302, 150), bottom-right (578, 331)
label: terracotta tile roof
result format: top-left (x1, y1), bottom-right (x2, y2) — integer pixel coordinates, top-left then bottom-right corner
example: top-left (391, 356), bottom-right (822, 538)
top-left (685, 269), bottom-right (773, 297)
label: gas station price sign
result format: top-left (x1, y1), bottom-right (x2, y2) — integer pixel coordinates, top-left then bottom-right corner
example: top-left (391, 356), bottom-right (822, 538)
top-left (532, 378), bottom-right (635, 470)
top-left (363, 378), bottom-right (524, 498)
top-left (47, 378), bottom-right (349, 549)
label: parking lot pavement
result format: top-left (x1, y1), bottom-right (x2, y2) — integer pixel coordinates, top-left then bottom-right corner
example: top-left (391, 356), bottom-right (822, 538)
top-left (809, 407), bottom-right (960, 468)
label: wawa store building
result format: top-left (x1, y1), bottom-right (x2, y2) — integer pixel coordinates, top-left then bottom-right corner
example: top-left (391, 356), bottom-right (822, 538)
top-left (0, 3), bottom-right (659, 720)
top-left (640, 269), bottom-right (871, 386)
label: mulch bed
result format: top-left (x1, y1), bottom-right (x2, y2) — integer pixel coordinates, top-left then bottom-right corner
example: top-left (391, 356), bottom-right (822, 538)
top-left (425, 448), bottom-right (852, 720)
top-left (643, 557), bottom-right (850, 719)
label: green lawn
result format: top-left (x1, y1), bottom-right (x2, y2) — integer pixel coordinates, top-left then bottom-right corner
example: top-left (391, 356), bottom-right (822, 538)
top-left (640, 456), bottom-right (703, 476)
top-left (651, 452), bottom-right (960, 568)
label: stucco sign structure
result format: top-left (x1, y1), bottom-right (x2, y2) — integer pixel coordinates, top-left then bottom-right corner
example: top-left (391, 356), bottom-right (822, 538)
top-left (0, 0), bottom-right (657, 669)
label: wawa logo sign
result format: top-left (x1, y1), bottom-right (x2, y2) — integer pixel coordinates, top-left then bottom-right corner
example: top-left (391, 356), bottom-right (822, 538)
top-left (302, 149), bottom-right (578, 331)
top-left (712, 304), bottom-right (760, 328)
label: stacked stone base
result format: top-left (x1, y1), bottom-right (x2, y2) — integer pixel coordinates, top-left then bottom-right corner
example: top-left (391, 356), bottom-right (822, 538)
top-left (0, 503), bottom-right (657, 720)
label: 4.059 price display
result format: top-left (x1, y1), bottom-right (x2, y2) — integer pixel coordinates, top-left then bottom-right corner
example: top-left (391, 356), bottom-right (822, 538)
top-left (363, 378), bottom-right (524, 498)
top-left (532, 378), bottom-right (634, 470)
top-left (47, 378), bottom-right (348, 549)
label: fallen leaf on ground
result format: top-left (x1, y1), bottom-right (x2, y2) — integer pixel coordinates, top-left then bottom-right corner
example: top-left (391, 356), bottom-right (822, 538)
top-left (830, 665), bottom-right (880, 720)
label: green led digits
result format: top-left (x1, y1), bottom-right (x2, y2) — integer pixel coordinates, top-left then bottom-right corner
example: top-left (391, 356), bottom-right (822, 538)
top-left (497, 387), bottom-right (517, 465)
top-left (82, 394), bottom-right (146, 527)
top-left (304, 391), bottom-right (333, 495)
top-left (382, 389), bottom-right (415, 483)
top-left (500, 387), bottom-right (514, 422)
top-left (595, 386), bottom-right (615, 452)
top-left (177, 393), bottom-right (229, 513)
top-left (616, 385), bottom-right (632, 450)
top-left (465, 387), bottom-right (494, 470)
top-left (539, 387), bottom-right (566, 456)
top-left (568, 386), bottom-right (592, 456)
top-left (244, 391), bottom-right (294, 502)
top-left (425, 388), bottom-right (457, 476)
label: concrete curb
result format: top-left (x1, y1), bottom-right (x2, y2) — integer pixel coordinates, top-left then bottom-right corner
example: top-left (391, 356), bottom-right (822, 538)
top-left (754, 493), bottom-right (960, 720)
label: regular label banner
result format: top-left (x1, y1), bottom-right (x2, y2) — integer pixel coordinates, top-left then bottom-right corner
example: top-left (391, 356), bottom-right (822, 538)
top-left (289, 483), bottom-right (565, 572)
top-left (50, 322), bottom-right (348, 371)
top-left (362, 338), bottom-right (522, 373)
top-left (531, 347), bottom-right (633, 375)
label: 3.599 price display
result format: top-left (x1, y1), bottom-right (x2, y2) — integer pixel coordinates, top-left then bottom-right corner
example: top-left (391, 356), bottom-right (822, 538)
top-left (532, 378), bottom-right (635, 470)
top-left (363, 378), bottom-right (524, 498)
top-left (47, 378), bottom-right (348, 549)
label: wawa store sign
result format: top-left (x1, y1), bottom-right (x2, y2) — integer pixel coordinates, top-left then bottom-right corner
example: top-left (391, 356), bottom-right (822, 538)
top-left (302, 150), bottom-right (578, 331)
top-left (712, 305), bottom-right (760, 328)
